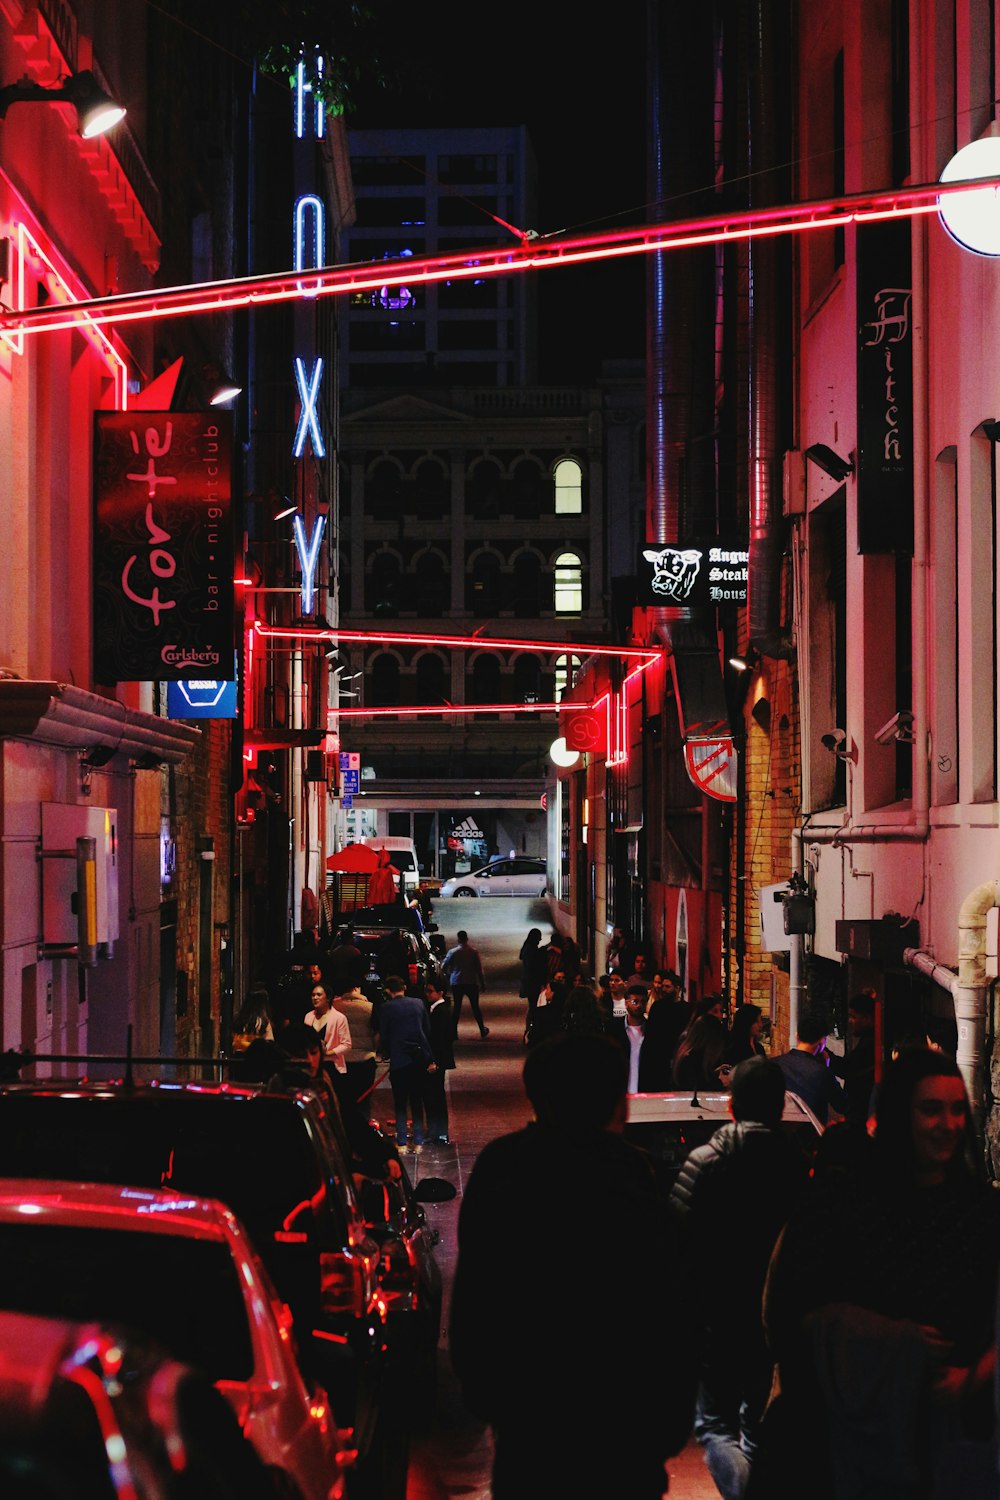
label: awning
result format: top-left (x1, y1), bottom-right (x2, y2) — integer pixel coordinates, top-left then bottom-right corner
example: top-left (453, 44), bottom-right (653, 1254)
top-left (0, 680), bottom-right (200, 766)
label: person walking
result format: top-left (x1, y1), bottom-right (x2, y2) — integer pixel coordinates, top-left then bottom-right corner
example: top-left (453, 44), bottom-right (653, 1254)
top-left (670, 1058), bottom-right (810, 1500)
top-left (443, 929), bottom-right (489, 1039)
top-left (450, 1032), bottom-right (696, 1499)
top-left (423, 978), bottom-right (456, 1144)
top-left (375, 973), bottom-right (436, 1151)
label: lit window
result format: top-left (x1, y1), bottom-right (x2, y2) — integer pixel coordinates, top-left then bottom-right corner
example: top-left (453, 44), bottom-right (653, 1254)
top-left (554, 654), bottom-right (582, 701)
top-left (554, 552), bottom-right (583, 614)
top-left (554, 458), bottom-right (582, 515)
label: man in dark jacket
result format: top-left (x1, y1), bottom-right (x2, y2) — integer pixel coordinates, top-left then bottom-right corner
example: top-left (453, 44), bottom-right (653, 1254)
top-left (423, 978), bottom-right (456, 1144)
top-left (669, 1057), bottom-right (810, 1500)
top-left (451, 1032), bottom-right (695, 1499)
top-left (375, 974), bottom-right (436, 1150)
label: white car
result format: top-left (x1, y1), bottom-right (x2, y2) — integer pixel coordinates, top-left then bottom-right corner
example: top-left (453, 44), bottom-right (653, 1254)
top-left (624, 1089), bottom-right (823, 1186)
top-left (439, 857), bottom-right (547, 898)
top-left (0, 1179), bottom-right (354, 1500)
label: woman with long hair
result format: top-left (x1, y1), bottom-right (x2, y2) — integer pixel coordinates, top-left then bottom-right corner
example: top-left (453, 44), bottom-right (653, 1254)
top-left (754, 1047), bottom-right (1000, 1500)
top-left (519, 928), bottom-right (550, 1035)
top-left (672, 997), bottom-right (727, 1090)
top-left (724, 1003), bottom-right (766, 1067)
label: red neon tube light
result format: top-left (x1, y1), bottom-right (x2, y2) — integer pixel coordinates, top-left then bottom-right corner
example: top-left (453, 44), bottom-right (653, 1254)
top-left (0, 177), bottom-right (988, 339)
top-left (254, 619), bottom-right (660, 660)
top-left (329, 702), bottom-right (568, 718)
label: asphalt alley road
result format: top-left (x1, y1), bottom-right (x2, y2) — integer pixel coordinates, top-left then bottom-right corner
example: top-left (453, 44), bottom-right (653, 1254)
top-left (367, 896), bottom-right (718, 1500)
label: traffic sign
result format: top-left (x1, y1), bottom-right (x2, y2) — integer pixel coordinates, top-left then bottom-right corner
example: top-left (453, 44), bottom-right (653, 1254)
top-left (339, 752), bottom-right (360, 771)
top-left (341, 794), bottom-right (353, 809)
top-left (342, 769), bottom-right (359, 793)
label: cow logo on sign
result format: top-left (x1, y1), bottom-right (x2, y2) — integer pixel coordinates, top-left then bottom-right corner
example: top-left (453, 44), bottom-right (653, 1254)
top-left (684, 736), bottom-right (738, 803)
top-left (642, 546), bottom-right (703, 602)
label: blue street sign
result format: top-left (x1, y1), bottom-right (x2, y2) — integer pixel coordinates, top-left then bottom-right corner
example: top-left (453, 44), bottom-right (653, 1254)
top-left (341, 794), bottom-right (353, 809)
top-left (342, 769), bottom-right (360, 793)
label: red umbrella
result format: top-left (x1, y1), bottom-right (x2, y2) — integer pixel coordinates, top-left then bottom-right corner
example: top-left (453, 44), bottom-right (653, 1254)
top-left (325, 842), bottom-right (382, 873)
top-left (365, 847), bottom-right (399, 904)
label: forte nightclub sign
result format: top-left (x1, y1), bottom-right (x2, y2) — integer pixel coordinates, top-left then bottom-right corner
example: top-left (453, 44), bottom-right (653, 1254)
top-left (93, 411), bottom-right (234, 681)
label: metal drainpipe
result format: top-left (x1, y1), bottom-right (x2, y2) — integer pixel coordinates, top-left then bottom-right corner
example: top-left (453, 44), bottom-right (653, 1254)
top-left (903, 878), bottom-right (1000, 1124)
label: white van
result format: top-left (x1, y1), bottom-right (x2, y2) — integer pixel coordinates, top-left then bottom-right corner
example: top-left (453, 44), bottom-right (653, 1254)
top-left (362, 836), bottom-right (421, 893)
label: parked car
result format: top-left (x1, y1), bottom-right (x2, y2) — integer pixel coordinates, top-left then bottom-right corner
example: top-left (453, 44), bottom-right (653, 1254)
top-left (352, 923), bottom-right (445, 997)
top-left (0, 1181), bottom-right (354, 1500)
top-left (0, 1082), bottom-right (387, 1496)
top-left (356, 1163), bottom-right (454, 1401)
top-left (624, 1088), bottom-right (823, 1189)
top-left (0, 1307), bottom-right (277, 1500)
top-left (346, 903), bottom-right (447, 960)
top-left (439, 857), bottom-right (547, 898)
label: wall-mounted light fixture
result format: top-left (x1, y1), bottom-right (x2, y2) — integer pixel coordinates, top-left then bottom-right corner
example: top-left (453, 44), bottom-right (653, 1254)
top-left (273, 500), bottom-right (297, 521)
top-left (202, 362), bottom-right (242, 407)
top-left (728, 648), bottom-right (759, 672)
top-left (0, 70), bottom-right (126, 138)
top-left (805, 443), bottom-right (855, 482)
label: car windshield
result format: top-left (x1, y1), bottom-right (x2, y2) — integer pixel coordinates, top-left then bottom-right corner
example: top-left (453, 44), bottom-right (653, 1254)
top-left (0, 1094), bottom-right (351, 1244)
top-left (625, 1118), bottom-right (818, 1182)
top-left (0, 1223), bottom-right (254, 1379)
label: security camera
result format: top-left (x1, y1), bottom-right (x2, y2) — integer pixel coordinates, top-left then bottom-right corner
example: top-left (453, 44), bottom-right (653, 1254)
top-left (874, 710), bottom-right (914, 746)
top-left (821, 728), bottom-right (857, 763)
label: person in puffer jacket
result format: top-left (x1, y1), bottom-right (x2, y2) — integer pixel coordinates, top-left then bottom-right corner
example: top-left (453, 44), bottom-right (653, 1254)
top-left (669, 1058), bottom-right (812, 1500)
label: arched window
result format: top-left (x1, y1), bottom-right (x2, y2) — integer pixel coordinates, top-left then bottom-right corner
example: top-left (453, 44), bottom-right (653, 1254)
top-left (411, 458), bottom-right (449, 521)
top-left (468, 653), bottom-right (502, 708)
top-left (512, 551), bottom-right (542, 617)
top-left (512, 653), bottom-right (541, 709)
top-left (369, 653), bottom-right (401, 707)
top-left (554, 457), bottom-right (583, 514)
top-left (511, 458), bottom-right (545, 520)
top-left (554, 552), bottom-right (583, 614)
top-left (467, 458), bottom-right (503, 519)
top-left (366, 549), bottom-right (402, 615)
top-left (554, 653), bottom-right (583, 701)
top-left (413, 548), bottom-right (449, 617)
top-left (468, 551), bottom-right (502, 617)
top-left (367, 459), bottom-right (403, 520)
top-left (415, 652), bottom-right (448, 719)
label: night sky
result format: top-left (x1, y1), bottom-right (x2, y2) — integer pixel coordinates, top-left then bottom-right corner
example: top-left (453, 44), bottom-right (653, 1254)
top-left (346, 0), bottom-right (650, 383)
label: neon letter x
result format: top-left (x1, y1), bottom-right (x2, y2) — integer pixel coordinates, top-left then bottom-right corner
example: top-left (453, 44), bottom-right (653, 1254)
top-left (293, 356), bottom-right (325, 458)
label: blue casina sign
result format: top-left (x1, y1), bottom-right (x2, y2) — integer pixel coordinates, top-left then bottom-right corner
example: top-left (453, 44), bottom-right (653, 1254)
top-left (637, 540), bottom-right (749, 609)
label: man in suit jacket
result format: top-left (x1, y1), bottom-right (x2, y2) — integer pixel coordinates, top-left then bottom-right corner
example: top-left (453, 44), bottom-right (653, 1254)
top-left (424, 979), bottom-right (456, 1144)
top-left (375, 974), bottom-right (436, 1150)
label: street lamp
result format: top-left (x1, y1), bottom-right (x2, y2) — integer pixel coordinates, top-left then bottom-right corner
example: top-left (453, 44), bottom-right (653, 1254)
top-left (0, 70), bottom-right (126, 139)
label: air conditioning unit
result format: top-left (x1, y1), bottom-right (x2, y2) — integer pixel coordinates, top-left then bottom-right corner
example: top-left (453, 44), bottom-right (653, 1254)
top-left (41, 803), bottom-right (119, 952)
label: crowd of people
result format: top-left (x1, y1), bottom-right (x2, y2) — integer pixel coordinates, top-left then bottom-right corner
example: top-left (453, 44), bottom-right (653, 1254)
top-left (230, 918), bottom-right (469, 1155)
top-left (231, 915), bottom-right (1000, 1500)
top-left (451, 1025), bottom-right (1000, 1500)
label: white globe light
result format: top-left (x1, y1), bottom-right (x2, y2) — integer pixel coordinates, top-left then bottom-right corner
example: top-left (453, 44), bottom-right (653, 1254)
top-left (937, 138), bottom-right (1000, 257)
top-left (549, 736), bottom-right (581, 768)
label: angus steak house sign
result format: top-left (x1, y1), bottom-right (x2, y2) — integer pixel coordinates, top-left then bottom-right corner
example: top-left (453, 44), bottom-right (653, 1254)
top-left (93, 411), bottom-right (233, 681)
